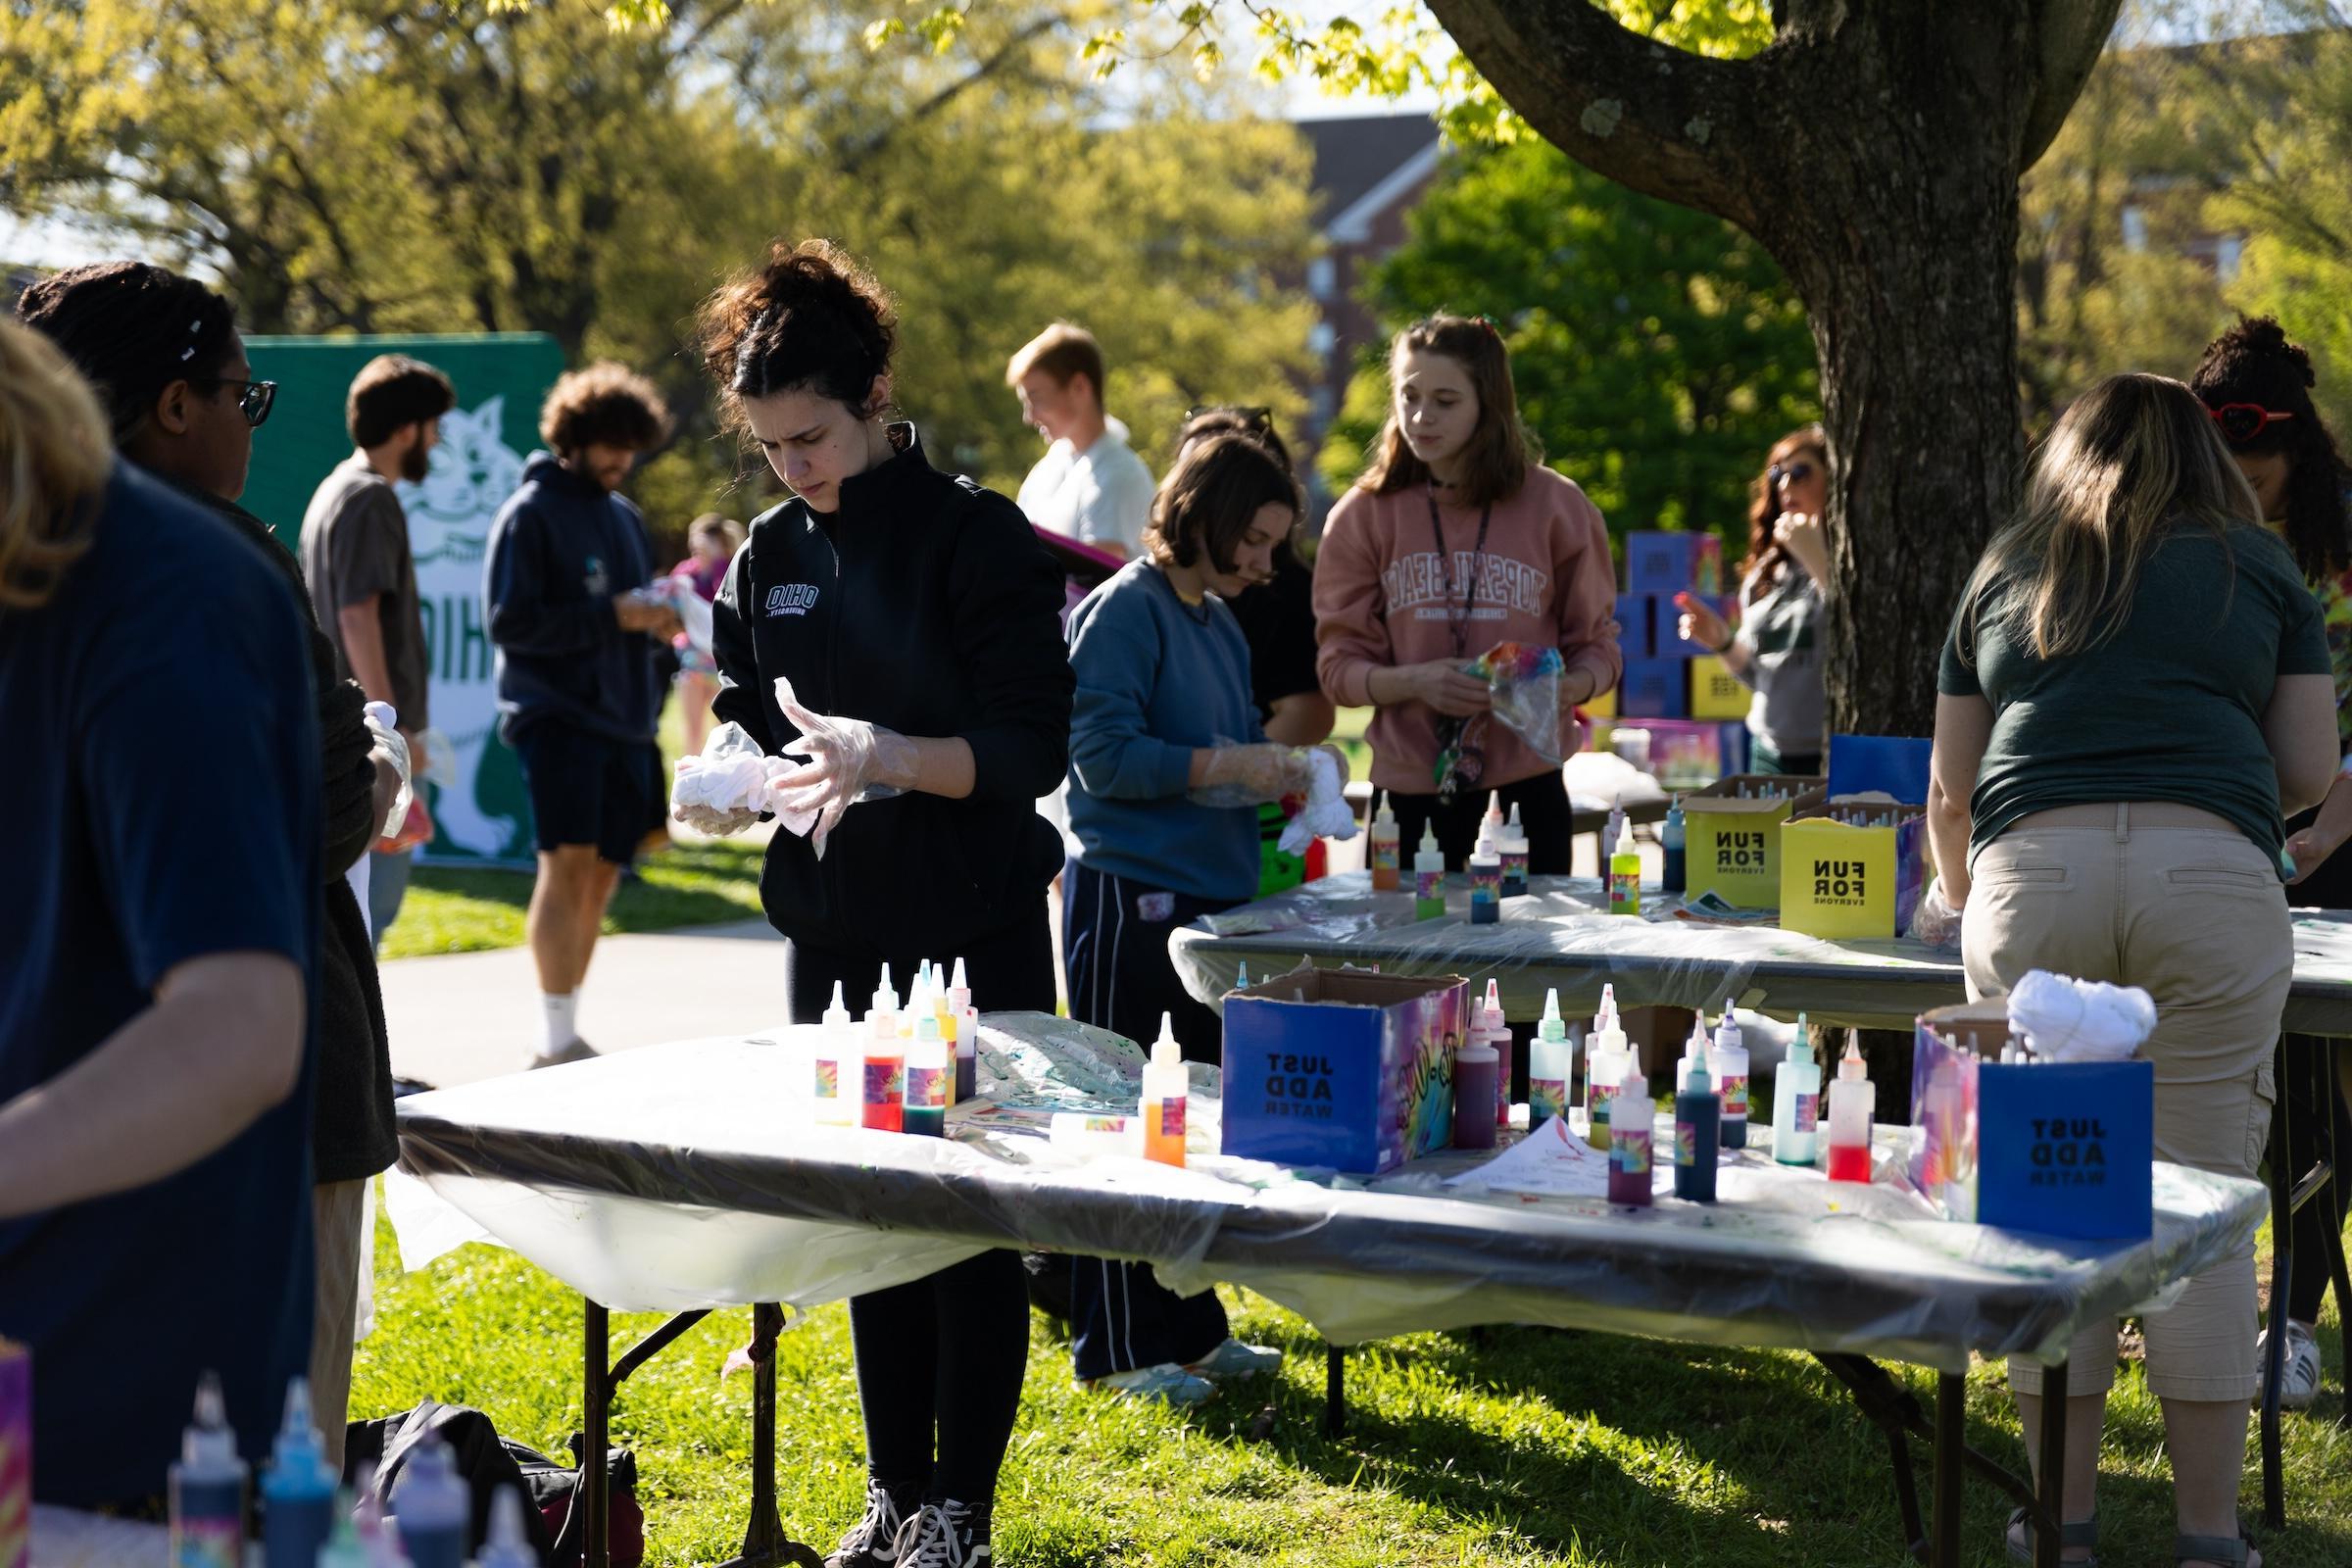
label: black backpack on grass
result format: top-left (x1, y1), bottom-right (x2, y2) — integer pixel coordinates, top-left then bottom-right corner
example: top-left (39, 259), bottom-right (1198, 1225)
top-left (344, 1399), bottom-right (643, 1567)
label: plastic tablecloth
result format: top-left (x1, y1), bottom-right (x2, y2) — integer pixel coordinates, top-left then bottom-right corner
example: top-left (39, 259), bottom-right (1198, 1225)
top-left (391, 1013), bottom-right (2266, 1373)
top-left (1167, 872), bottom-right (2352, 1036)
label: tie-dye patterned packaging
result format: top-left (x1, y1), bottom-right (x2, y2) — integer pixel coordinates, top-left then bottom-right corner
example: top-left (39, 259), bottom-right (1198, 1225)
top-left (0, 1337), bottom-right (26, 1568)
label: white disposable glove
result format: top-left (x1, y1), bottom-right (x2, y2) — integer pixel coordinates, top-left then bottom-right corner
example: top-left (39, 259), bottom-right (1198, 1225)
top-left (1187, 742), bottom-right (1325, 809)
top-left (764, 676), bottom-right (920, 858)
top-left (670, 721), bottom-right (781, 837)
top-left (1911, 876), bottom-right (1962, 952)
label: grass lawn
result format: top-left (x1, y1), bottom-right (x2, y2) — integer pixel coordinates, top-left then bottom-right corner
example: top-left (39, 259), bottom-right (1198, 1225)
top-left (377, 838), bottom-right (766, 958)
top-left (353, 1207), bottom-right (2352, 1567)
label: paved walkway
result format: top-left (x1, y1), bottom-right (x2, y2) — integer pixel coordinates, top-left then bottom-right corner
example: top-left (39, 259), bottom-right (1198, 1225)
top-left (379, 918), bottom-right (787, 1090)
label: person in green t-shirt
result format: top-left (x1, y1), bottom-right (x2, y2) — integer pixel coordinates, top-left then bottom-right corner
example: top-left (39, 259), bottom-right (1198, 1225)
top-left (1929, 372), bottom-right (2337, 1568)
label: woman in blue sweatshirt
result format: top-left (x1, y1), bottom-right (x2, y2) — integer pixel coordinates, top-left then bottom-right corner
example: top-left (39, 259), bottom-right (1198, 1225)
top-left (1061, 431), bottom-right (1343, 1402)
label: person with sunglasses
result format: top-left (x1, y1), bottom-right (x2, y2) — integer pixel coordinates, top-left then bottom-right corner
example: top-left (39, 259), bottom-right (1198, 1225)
top-left (1315, 315), bottom-right (1620, 870)
top-left (300, 354), bottom-right (458, 949)
top-left (2192, 317), bottom-right (2352, 1417)
top-left (16, 261), bottom-right (407, 1469)
top-left (1676, 424), bottom-right (1831, 775)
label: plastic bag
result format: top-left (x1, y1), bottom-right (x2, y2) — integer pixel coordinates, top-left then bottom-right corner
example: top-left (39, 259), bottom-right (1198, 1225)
top-left (1911, 877), bottom-right (1963, 952)
top-left (1473, 642), bottom-right (1567, 762)
top-left (623, 577), bottom-right (713, 655)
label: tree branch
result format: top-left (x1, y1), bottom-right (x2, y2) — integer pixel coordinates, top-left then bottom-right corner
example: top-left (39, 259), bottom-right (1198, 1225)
top-left (2021, 0), bottom-right (2125, 169)
top-left (837, 14), bottom-right (1060, 176)
top-left (1420, 0), bottom-right (1778, 231)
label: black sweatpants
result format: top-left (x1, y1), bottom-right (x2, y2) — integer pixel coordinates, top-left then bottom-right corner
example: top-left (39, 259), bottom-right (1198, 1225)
top-left (782, 915), bottom-right (1054, 1504)
top-left (2284, 804), bottom-right (2352, 1324)
top-left (1058, 858), bottom-right (1234, 1380)
top-left (1389, 768), bottom-right (1574, 877)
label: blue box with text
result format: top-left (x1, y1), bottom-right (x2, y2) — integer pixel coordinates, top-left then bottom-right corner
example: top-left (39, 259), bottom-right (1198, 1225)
top-left (1975, 1060), bottom-right (2154, 1241)
top-left (1617, 657), bottom-right (1687, 719)
top-left (1615, 593), bottom-right (1652, 660)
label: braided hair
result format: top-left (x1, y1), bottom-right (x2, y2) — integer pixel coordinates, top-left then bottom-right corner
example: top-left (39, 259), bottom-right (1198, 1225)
top-left (694, 239), bottom-right (897, 427)
top-left (15, 262), bottom-right (240, 447)
top-left (2190, 316), bottom-right (2352, 581)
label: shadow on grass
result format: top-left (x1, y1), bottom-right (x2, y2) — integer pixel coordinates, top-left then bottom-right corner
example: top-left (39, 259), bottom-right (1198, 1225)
top-left (411, 840), bottom-right (763, 934)
top-left (1183, 1317), bottom-right (2350, 1568)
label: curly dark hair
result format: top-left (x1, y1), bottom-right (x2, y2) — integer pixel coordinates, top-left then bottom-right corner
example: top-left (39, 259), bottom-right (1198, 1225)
top-left (538, 362), bottom-right (672, 455)
top-left (15, 260), bottom-right (239, 445)
top-left (2190, 315), bottom-right (2352, 580)
top-left (693, 238), bottom-right (897, 428)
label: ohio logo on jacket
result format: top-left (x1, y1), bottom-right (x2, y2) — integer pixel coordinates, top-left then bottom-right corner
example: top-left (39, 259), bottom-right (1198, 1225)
top-left (765, 583), bottom-right (820, 617)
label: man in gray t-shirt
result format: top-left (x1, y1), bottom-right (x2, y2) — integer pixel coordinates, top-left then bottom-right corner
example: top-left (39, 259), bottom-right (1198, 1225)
top-left (300, 355), bottom-right (455, 946)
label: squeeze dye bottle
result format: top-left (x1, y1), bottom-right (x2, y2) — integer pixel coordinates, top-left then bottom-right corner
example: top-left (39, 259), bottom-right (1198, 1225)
top-left (314, 1494), bottom-right (368, 1568)
top-left (170, 1371), bottom-right (247, 1568)
top-left (1587, 1010), bottom-right (1632, 1151)
top-left (1142, 1012), bottom-right (1189, 1167)
top-left (1482, 790), bottom-right (1505, 841)
top-left (814, 982), bottom-right (855, 1126)
top-left (1606, 1068), bottom-right (1655, 1206)
top-left (1661, 796), bottom-right (1686, 895)
top-left (1369, 792), bottom-right (1401, 891)
top-left (1773, 1016), bottom-right (1822, 1166)
top-left (905, 1014), bottom-right (950, 1137)
top-left (1709, 1003), bottom-right (1749, 1151)
top-left (1528, 988), bottom-right (1574, 1129)
top-left (1412, 823), bottom-right (1446, 920)
top-left (1826, 1041), bottom-right (1876, 1183)
top-left (862, 977), bottom-right (906, 1133)
top-left (949, 956), bottom-right (977, 1102)
top-left (477, 1486), bottom-right (537, 1568)
top-left (1478, 979), bottom-right (1513, 1128)
top-left (260, 1377), bottom-right (336, 1568)
top-left (1607, 822), bottom-right (1641, 916)
top-left (1468, 833), bottom-right (1502, 925)
top-left (1673, 1054), bottom-right (1721, 1203)
top-left (396, 1436), bottom-right (469, 1568)
top-left (1451, 1031), bottom-right (1498, 1151)
top-left (1677, 1020), bottom-right (1708, 1095)
top-left (1497, 804), bottom-right (1531, 898)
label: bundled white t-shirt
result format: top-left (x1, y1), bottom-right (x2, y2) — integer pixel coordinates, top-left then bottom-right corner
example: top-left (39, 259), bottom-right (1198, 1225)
top-left (1016, 416), bottom-right (1156, 558)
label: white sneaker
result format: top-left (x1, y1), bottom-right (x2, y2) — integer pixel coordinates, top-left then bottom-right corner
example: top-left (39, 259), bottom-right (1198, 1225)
top-left (1089, 1362), bottom-right (1216, 1405)
top-left (1185, 1337), bottom-right (1284, 1381)
top-left (2259, 1319), bottom-right (2324, 1411)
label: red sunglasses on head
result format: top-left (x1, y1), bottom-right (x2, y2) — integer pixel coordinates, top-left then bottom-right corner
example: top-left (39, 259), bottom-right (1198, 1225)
top-left (2207, 402), bottom-right (2296, 444)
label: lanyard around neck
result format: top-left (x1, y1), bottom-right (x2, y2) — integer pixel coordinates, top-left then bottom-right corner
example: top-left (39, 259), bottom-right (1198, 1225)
top-left (1427, 485), bottom-right (1494, 661)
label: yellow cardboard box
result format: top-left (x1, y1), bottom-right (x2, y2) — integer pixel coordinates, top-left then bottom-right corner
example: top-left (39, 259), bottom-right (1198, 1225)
top-left (1689, 656), bottom-right (1748, 720)
top-left (1780, 802), bottom-right (1930, 941)
top-left (1585, 680), bottom-right (1616, 719)
top-left (1682, 774), bottom-right (1825, 909)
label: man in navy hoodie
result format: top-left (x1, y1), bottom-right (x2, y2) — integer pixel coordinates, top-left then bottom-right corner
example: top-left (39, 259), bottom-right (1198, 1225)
top-left (483, 363), bottom-right (677, 1067)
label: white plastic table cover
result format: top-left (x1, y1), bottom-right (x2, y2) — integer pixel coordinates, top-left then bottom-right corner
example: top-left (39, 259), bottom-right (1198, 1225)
top-left (390, 1012), bottom-right (2266, 1374)
top-left (1166, 872), bottom-right (2352, 1035)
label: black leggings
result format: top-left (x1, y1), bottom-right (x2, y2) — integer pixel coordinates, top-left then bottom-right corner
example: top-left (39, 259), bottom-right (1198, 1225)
top-left (2283, 804), bottom-right (2352, 1324)
top-left (782, 917), bottom-right (1054, 1504)
top-left (1388, 768), bottom-right (1574, 875)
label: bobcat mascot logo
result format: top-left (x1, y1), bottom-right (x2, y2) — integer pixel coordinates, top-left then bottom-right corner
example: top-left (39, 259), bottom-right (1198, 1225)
top-left (394, 396), bottom-right (529, 859)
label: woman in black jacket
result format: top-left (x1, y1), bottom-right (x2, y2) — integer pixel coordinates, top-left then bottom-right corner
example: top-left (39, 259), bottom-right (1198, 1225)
top-left (698, 239), bottom-right (1071, 1568)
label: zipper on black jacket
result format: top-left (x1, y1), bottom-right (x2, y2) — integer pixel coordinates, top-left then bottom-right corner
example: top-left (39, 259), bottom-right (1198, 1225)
top-left (813, 514), bottom-right (847, 929)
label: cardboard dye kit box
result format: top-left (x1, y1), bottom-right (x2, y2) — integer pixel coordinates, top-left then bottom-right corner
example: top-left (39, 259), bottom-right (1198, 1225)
top-left (1779, 802), bottom-right (1930, 940)
top-left (1909, 1002), bottom-right (2009, 1221)
top-left (1221, 966), bottom-right (1469, 1175)
top-left (1626, 530), bottom-right (1724, 596)
top-left (0, 1338), bottom-right (24, 1568)
top-left (1615, 593), bottom-right (1653, 660)
top-left (1619, 657), bottom-right (1688, 719)
top-left (1689, 654), bottom-right (1749, 720)
top-left (1976, 1058), bottom-right (2155, 1241)
top-left (1682, 774), bottom-right (1826, 909)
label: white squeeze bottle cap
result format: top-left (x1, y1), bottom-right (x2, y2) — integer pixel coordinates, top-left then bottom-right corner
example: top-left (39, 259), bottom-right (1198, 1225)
top-left (1506, 802), bottom-right (1524, 832)
top-left (823, 981), bottom-right (851, 1030)
top-left (1485, 790), bottom-right (1503, 826)
top-left (478, 1487), bottom-right (537, 1568)
top-left (1483, 977), bottom-right (1504, 1027)
top-left (950, 956), bottom-right (969, 999)
top-left (1788, 1013), bottom-right (1813, 1067)
top-left (1613, 821), bottom-right (1635, 858)
top-left (1374, 792), bottom-right (1396, 827)
top-left (1838, 1040), bottom-right (1867, 1079)
top-left (1540, 988), bottom-right (1566, 1040)
top-left (1417, 822), bottom-right (1440, 854)
top-left (1152, 1011), bottom-right (1181, 1068)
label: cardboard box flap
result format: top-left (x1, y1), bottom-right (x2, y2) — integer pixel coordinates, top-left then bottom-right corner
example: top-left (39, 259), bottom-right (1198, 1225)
top-left (1919, 1000), bottom-right (2017, 1058)
top-left (1686, 774), bottom-right (1826, 816)
top-left (1233, 967), bottom-right (1468, 1007)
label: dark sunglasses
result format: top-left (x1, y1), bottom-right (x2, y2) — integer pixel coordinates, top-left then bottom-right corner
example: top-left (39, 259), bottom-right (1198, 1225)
top-left (2207, 402), bottom-right (2295, 445)
top-left (1183, 404), bottom-right (1272, 431)
top-left (193, 376), bottom-right (277, 428)
top-left (1767, 460), bottom-right (1815, 490)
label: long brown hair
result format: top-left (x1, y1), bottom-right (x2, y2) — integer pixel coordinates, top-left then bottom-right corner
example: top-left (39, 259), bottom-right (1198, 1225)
top-left (0, 318), bottom-right (110, 612)
top-left (1961, 372), bottom-right (2261, 662)
top-left (1740, 424), bottom-right (1825, 601)
top-left (1358, 315), bottom-right (1539, 508)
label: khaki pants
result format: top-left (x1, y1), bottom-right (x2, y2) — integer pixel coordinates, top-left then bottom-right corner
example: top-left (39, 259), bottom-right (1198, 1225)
top-left (1962, 803), bottom-right (2284, 1403)
top-left (311, 1178), bottom-right (370, 1470)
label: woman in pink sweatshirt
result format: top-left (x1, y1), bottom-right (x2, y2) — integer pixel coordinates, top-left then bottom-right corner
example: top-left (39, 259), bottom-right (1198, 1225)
top-left (1314, 315), bottom-right (1622, 869)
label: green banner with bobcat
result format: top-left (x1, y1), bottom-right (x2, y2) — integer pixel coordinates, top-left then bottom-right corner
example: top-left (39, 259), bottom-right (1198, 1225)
top-left (242, 332), bottom-right (564, 868)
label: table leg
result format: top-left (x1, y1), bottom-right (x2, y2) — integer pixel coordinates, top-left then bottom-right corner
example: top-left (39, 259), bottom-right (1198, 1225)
top-left (718, 1303), bottom-right (821, 1568)
top-left (2034, 1358), bottom-right (2068, 1568)
top-left (2318, 1042), bottom-right (2352, 1428)
top-left (1324, 1345), bottom-right (1346, 1438)
top-left (2263, 1041), bottom-right (2291, 1530)
top-left (1930, 1372), bottom-right (1964, 1568)
top-left (585, 1298), bottom-right (611, 1568)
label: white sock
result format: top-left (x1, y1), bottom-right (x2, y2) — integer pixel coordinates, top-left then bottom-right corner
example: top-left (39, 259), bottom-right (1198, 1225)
top-left (540, 992), bottom-right (580, 1055)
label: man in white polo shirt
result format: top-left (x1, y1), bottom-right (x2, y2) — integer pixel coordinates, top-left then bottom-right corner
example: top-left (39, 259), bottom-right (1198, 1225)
top-left (1006, 321), bottom-right (1155, 559)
